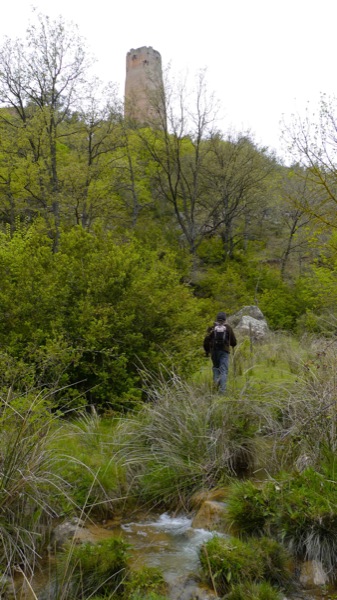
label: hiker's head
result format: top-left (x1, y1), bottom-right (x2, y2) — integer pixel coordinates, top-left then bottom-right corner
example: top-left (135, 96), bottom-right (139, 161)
top-left (216, 311), bottom-right (227, 322)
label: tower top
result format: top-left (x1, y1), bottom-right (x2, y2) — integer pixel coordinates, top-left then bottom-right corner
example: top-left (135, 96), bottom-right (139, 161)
top-left (124, 46), bottom-right (164, 125)
top-left (126, 46), bottom-right (162, 62)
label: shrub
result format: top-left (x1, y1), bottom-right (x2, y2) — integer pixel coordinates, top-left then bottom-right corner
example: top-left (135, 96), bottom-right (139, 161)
top-left (226, 480), bottom-right (276, 536)
top-left (200, 534), bottom-right (291, 597)
top-left (199, 536), bottom-right (264, 595)
top-left (226, 469), bottom-right (337, 576)
top-left (251, 537), bottom-right (292, 587)
top-left (272, 469), bottom-right (337, 573)
top-left (0, 225), bottom-right (206, 410)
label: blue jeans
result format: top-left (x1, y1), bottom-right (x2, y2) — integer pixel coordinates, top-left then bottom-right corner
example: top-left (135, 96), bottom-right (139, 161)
top-left (212, 350), bottom-right (229, 393)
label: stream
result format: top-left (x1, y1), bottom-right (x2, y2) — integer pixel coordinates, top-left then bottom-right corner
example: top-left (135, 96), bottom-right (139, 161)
top-left (78, 512), bottom-right (328, 600)
top-left (15, 512), bottom-right (328, 600)
top-left (119, 512), bottom-right (217, 596)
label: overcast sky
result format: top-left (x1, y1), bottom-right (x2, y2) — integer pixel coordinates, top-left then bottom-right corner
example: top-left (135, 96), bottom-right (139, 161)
top-left (1, 0), bottom-right (336, 159)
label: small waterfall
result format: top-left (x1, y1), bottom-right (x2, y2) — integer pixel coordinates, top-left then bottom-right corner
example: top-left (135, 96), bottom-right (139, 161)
top-left (122, 512), bottom-right (216, 578)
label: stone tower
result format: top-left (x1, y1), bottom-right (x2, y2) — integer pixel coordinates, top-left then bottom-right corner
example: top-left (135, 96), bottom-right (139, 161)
top-left (124, 46), bottom-right (165, 125)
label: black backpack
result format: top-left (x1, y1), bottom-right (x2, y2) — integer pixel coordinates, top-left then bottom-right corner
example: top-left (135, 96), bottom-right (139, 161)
top-left (213, 323), bottom-right (228, 350)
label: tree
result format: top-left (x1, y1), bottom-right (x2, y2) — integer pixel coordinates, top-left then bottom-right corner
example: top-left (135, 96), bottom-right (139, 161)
top-left (282, 94), bottom-right (337, 230)
top-left (59, 80), bottom-right (125, 229)
top-left (204, 133), bottom-right (276, 259)
top-left (276, 168), bottom-right (319, 278)
top-left (132, 69), bottom-right (221, 260)
top-left (0, 11), bottom-right (91, 247)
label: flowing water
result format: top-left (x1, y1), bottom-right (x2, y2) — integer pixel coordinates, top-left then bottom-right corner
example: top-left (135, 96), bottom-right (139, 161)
top-left (120, 512), bottom-right (217, 591)
top-left (14, 512), bottom-right (219, 599)
top-left (15, 512), bottom-right (328, 600)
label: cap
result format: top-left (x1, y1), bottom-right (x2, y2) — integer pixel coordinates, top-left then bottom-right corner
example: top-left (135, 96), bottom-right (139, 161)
top-left (216, 312), bottom-right (227, 321)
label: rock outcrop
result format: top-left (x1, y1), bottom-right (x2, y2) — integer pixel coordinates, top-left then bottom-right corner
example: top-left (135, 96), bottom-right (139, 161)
top-left (228, 305), bottom-right (269, 341)
top-left (191, 500), bottom-right (227, 531)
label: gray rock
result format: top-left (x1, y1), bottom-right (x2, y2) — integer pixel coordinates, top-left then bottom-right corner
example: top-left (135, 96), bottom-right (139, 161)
top-left (299, 559), bottom-right (329, 587)
top-left (235, 315), bottom-right (269, 341)
top-left (50, 517), bottom-right (85, 549)
top-left (228, 305), bottom-right (266, 328)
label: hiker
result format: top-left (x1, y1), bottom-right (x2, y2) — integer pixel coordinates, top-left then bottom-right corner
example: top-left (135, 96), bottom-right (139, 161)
top-left (203, 311), bottom-right (237, 393)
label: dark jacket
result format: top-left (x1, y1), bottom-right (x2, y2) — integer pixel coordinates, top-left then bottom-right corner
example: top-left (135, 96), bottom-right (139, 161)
top-left (203, 321), bottom-right (237, 357)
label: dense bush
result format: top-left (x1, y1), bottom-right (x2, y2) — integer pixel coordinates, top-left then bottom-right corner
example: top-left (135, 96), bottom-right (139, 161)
top-left (226, 469), bottom-right (337, 574)
top-left (200, 535), bottom-right (264, 595)
top-left (200, 534), bottom-right (291, 596)
top-left (0, 224), bottom-right (205, 410)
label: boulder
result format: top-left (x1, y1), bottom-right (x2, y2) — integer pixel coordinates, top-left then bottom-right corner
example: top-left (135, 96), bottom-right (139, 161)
top-left (227, 306), bottom-right (269, 341)
top-left (234, 315), bottom-right (269, 341)
top-left (228, 305), bottom-right (266, 328)
top-left (50, 517), bottom-right (86, 549)
top-left (191, 500), bottom-right (227, 531)
top-left (299, 559), bottom-right (328, 587)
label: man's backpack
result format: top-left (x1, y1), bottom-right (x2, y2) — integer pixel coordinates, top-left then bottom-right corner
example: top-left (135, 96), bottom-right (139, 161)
top-left (213, 323), bottom-right (228, 350)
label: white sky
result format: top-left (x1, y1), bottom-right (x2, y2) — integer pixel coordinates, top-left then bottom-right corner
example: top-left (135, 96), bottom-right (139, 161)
top-left (1, 0), bottom-right (336, 159)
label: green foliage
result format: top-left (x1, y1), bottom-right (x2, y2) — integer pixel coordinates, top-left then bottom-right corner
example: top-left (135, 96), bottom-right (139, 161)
top-left (114, 375), bottom-right (273, 508)
top-left (124, 566), bottom-right (168, 600)
top-left (226, 469), bottom-right (337, 574)
top-left (226, 480), bottom-right (274, 536)
top-left (273, 469), bottom-right (337, 571)
top-left (52, 412), bottom-right (129, 516)
top-left (252, 537), bottom-right (292, 587)
top-left (197, 236), bottom-right (225, 264)
top-left (59, 538), bottom-right (129, 599)
top-left (193, 264), bottom-right (252, 310)
top-left (200, 534), bottom-right (291, 596)
top-left (224, 581), bottom-right (282, 600)
top-left (200, 535), bottom-right (264, 594)
top-left (258, 284), bottom-right (300, 330)
top-left (0, 223), bottom-right (205, 409)
top-left (0, 391), bottom-right (67, 576)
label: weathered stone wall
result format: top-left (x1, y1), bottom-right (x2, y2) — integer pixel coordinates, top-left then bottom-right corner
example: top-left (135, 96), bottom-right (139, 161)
top-left (124, 46), bottom-right (165, 125)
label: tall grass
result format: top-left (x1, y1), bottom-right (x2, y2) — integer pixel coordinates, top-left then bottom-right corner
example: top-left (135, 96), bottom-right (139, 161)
top-left (113, 372), bottom-right (284, 509)
top-left (51, 409), bottom-right (130, 518)
top-left (0, 388), bottom-right (71, 595)
top-left (276, 335), bottom-right (337, 469)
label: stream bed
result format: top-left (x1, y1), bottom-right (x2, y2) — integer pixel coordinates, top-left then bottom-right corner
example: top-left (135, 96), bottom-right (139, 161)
top-left (120, 512), bottom-right (215, 577)
top-left (15, 512), bottom-right (329, 600)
